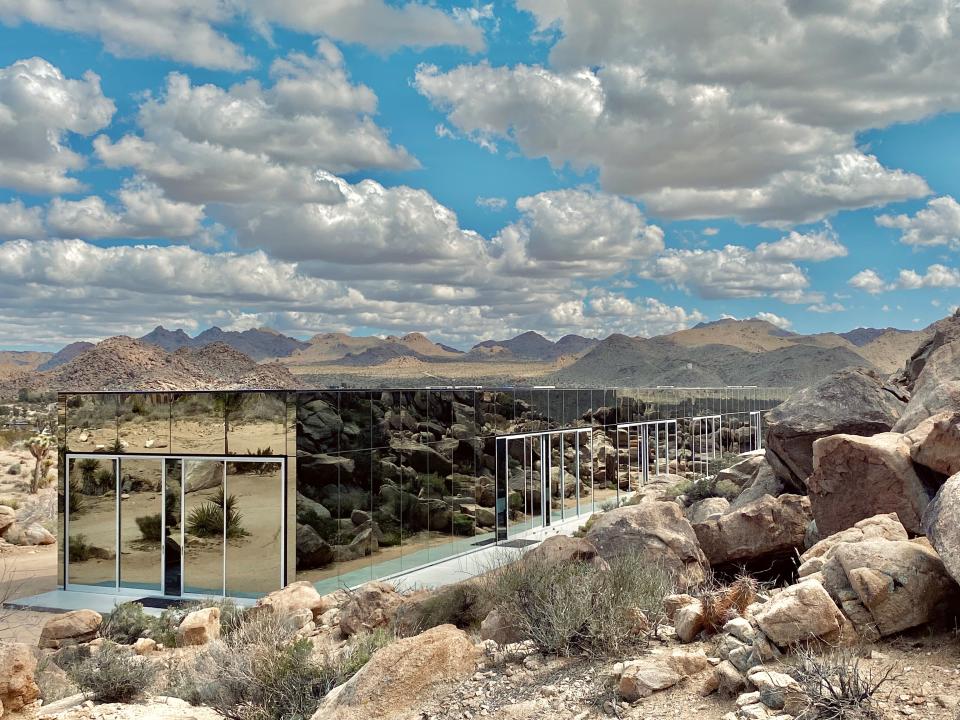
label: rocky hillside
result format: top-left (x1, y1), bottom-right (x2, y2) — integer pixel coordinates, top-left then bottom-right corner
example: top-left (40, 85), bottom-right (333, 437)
top-left (469, 331), bottom-right (598, 360)
top-left (0, 336), bottom-right (299, 397)
top-left (546, 334), bottom-right (873, 387)
top-left (139, 325), bottom-right (310, 360)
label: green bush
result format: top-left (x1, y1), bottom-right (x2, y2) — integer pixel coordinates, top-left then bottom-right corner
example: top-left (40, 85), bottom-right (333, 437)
top-left (136, 513), bottom-right (162, 542)
top-left (172, 612), bottom-right (391, 720)
top-left (452, 512), bottom-right (475, 537)
top-left (62, 641), bottom-right (158, 703)
top-left (101, 602), bottom-right (155, 644)
top-left (69, 534), bottom-right (93, 562)
top-left (481, 552), bottom-right (674, 657)
top-left (395, 582), bottom-right (488, 636)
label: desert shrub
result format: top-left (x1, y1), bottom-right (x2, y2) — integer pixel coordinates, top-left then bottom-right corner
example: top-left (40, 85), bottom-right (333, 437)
top-left (396, 582), bottom-right (488, 636)
top-left (380, 530), bottom-right (401, 547)
top-left (187, 490), bottom-right (248, 539)
top-left (0, 497), bottom-right (20, 509)
top-left (101, 602), bottom-right (155, 644)
top-left (481, 552), bottom-right (674, 657)
top-left (62, 641), bottom-right (158, 703)
top-left (174, 611), bottom-right (391, 720)
top-left (67, 478), bottom-right (86, 516)
top-left (68, 534), bottom-right (93, 561)
top-left (572, 512), bottom-right (599, 538)
top-left (452, 512), bottom-right (475, 536)
top-left (670, 476), bottom-right (740, 503)
top-left (5, 464), bottom-right (20, 476)
top-left (789, 645), bottom-right (898, 720)
top-left (416, 473), bottom-right (448, 497)
top-left (136, 513), bottom-right (162, 542)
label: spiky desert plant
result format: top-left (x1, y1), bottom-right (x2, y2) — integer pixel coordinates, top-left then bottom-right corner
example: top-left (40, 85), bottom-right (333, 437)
top-left (28, 434), bottom-right (51, 494)
top-left (701, 576), bottom-right (758, 632)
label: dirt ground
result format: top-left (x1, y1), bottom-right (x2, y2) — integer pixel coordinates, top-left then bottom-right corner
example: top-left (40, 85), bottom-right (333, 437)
top-left (429, 629), bottom-right (960, 720)
top-left (0, 543), bottom-right (57, 645)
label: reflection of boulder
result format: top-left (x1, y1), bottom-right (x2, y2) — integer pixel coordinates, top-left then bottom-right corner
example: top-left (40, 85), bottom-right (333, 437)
top-left (184, 462), bottom-right (222, 493)
top-left (298, 398), bottom-right (343, 454)
top-left (412, 498), bottom-right (452, 532)
top-left (296, 523), bottom-right (333, 570)
top-left (299, 454), bottom-right (355, 485)
top-left (460, 503), bottom-right (495, 527)
top-left (389, 439), bottom-right (453, 476)
top-left (297, 491), bottom-right (331, 520)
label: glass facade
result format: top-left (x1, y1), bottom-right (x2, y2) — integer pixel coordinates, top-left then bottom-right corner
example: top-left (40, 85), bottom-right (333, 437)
top-left (58, 386), bottom-right (789, 599)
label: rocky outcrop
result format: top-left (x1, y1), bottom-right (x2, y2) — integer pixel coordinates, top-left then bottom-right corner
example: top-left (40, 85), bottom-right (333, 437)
top-left (806, 432), bottom-right (931, 535)
top-left (339, 582), bottom-right (404, 637)
top-left (685, 497), bottom-right (730, 524)
top-left (0, 641), bottom-right (41, 713)
top-left (3, 521), bottom-right (56, 546)
top-left (894, 315), bottom-right (960, 431)
top-left (0, 506), bottom-right (15, 535)
top-left (819, 538), bottom-right (955, 638)
top-left (177, 607), bottom-right (220, 646)
top-left (585, 501), bottom-right (709, 589)
top-left (693, 494), bottom-right (811, 566)
top-left (311, 624), bottom-right (479, 720)
top-left (798, 513), bottom-right (908, 577)
top-left (39, 610), bottom-right (102, 649)
top-left (907, 411), bottom-right (960, 476)
top-left (922, 473), bottom-right (960, 587)
top-left (764, 368), bottom-right (905, 490)
top-left (728, 461), bottom-right (784, 512)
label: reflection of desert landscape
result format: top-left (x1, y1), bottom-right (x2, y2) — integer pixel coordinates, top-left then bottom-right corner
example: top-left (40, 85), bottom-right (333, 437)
top-left (66, 455), bottom-right (284, 597)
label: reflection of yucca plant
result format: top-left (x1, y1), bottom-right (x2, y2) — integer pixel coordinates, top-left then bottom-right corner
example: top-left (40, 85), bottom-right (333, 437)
top-left (187, 490), bottom-right (248, 539)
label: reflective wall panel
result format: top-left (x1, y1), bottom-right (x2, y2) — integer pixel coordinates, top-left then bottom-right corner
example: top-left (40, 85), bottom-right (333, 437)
top-left (225, 460), bottom-right (283, 597)
top-left (118, 459), bottom-right (163, 592)
top-left (183, 460), bottom-right (224, 595)
top-left (67, 457), bottom-right (117, 589)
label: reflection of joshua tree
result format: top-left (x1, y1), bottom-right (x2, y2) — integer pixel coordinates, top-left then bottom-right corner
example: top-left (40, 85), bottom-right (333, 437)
top-left (214, 393), bottom-right (244, 455)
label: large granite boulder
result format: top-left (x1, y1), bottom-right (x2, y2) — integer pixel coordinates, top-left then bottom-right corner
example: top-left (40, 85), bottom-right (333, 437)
top-left (177, 607), bottom-right (221, 646)
top-left (922, 473), bottom-right (960, 587)
top-left (526, 534), bottom-right (605, 567)
top-left (728, 460), bottom-right (784, 512)
top-left (255, 581), bottom-right (333, 621)
top-left (585, 501), bottom-right (709, 589)
top-left (0, 642), bottom-right (40, 713)
top-left (806, 432), bottom-right (931, 535)
top-left (893, 312), bottom-right (960, 431)
top-left (753, 579), bottom-right (844, 647)
top-left (388, 438), bottom-right (453, 476)
top-left (298, 454), bottom-right (355, 485)
top-left (39, 610), bottom-right (102, 649)
top-left (714, 452), bottom-right (767, 490)
top-left (684, 497), bottom-right (730, 525)
top-left (819, 538), bottom-right (956, 638)
top-left (339, 581), bottom-right (404, 637)
top-left (798, 513), bottom-right (909, 578)
top-left (693, 494), bottom-right (811, 566)
top-left (311, 624), bottom-right (479, 720)
top-left (764, 368), bottom-right (906, 491)
top-left (0, 505), bottom-right (15, 535)
top-left (907, 411), bottom-right (960, 477)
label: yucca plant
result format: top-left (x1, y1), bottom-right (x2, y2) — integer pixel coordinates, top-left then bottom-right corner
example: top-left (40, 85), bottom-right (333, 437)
top-left (186, 490), bottom-right (248, 539)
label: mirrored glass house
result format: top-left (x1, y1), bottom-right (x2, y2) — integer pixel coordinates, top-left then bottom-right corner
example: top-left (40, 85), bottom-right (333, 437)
top-left (55, 387), bottom-right (789, 600)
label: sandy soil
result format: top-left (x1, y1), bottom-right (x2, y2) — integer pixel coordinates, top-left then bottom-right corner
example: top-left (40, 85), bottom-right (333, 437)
top-left (67, 418), bottom-right (286, 456)
top-left (67, 463), bottom-right (285, 596)
top-left (285, 356), bottom-right (573, 384)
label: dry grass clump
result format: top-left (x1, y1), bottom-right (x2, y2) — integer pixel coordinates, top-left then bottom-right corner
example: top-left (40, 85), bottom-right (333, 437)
top-left (481, 551), bottom-right (675, 657)
top-left (788, 645), bottom-right (898, 720)
top-left (700, 576), bottom-right (757, 632)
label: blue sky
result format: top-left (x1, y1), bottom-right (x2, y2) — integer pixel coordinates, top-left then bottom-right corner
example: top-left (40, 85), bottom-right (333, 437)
top-left (0, 1), bottom-right (958, 350)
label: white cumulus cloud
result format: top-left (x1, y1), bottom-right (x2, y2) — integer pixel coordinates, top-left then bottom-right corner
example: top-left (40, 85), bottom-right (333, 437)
top-left (877, 196), bottom-right (960, 249)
